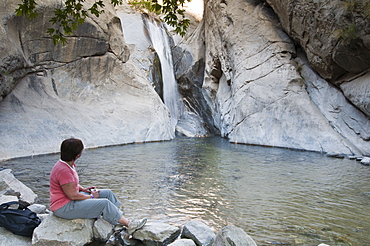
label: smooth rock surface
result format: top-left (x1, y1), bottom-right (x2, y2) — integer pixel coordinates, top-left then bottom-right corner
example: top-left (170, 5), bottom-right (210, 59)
top-left (169, 239), bottom-right (197, 246)
top-left (0, 227), bottom-right (31, 246)
top-left (295, 52), bottom-right (370, 155)
top-left (265, 0), bottom-right (370, 119)
top-left (133, 222), bottom-right (181, 246)
top-left (0, 0), bottom-right (174, 161)
top-left (360, 157), bottom-right (370, 166)
top-left (117, 5), bottom-right (213, 138)
top-left (340, 71), bottom-right (370, 117)
top-left (93, 218), bottom-right (113, 241)
top-left (0, 195), bottom-right (18, 204)
top-left (172, 18), bottom-right (217, 137)
top-left (32, 214), bottom-right (95, 246)
top-left (213, 225), bottom-right (257, 246)
top-left (181, 220), bottom-right (215, 246)
top-left (28, 204), bottom-right (47, 214)
top-left (202, 0), bottom-right (370, 155)
top-left (0, 169), bottom-right (37, 204)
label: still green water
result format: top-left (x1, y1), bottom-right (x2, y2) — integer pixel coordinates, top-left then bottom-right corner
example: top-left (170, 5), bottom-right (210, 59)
top-left (2, 137), bottom-right (369, 245)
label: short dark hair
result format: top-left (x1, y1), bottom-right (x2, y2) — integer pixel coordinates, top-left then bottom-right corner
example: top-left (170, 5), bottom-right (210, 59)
top-left (60, 138), bottom-right (84, 162)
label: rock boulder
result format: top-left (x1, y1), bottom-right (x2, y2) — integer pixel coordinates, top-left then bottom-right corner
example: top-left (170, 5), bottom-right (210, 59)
top-left (181, 220), bottom-right (215, 246)
top-left (0, 169), bottom-right (37, 204)
top-left (133, 222), bottom-right (181, 246)
top-left (169, 239), bottom-right (197, 246)
top-left (93, 218), bottom-right (114, 241)
top-left (360, 157), bottom-right (370, 166)
top-left (213, 225), bottom-right (257, 246)
top-left (32, 215), bottom-right (95, 246)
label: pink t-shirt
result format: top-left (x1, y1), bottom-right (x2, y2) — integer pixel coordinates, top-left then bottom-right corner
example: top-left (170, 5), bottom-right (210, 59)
top-left (49, 160), bottom-right (79, 211)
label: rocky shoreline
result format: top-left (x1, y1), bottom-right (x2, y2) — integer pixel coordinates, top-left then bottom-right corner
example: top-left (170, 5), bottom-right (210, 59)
top-left (2, 167), bottom-right (365, 246)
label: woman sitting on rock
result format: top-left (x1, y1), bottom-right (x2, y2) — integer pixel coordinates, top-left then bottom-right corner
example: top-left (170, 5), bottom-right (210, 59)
top-left (49, 138), bottom-right (146, 235)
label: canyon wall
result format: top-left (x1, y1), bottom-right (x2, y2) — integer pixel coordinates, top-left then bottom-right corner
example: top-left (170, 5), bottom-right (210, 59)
top-left (0, 0), bottom-right (174, 160)
top-left (0, 0), bottom-right (369, 160)
top-left (195, 0), bottom-right (369, 155)
top-left (265, 0), bottom-right (370, 118)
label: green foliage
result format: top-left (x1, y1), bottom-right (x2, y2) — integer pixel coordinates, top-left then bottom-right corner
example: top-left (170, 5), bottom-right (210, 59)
top-left (15, 0), bottom-right (39, 19)
top-left (47, 0), bottom-right (98, 45)
top-left (127, 0), bottom-right (191, 36)
top-left (15, 0), bottom-right (189, 45)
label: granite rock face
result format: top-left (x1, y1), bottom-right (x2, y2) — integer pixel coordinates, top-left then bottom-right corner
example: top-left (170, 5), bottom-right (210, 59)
top-left (265, 0), bottom-right (370, 118)
top-left (340, 71), bottom-right (370, 118)
top-left (117, 6), bottom-right (214, 138)
top-left (0, 0), bottom-right (174, 160)
top-left (201, 0), bottom-right (370, 155)
top-left (266, 0), bottom-right (370, 82)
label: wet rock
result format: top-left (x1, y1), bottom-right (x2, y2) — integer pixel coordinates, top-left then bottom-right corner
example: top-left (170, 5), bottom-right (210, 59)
top-left (326, 153), bottom-right (346, 159)
top-left (0, 169), bottom-right (37, 204)
top-left (213, 225), bottom-right (257, 246)
top-left (360, 157), bottom-right (370, 166)
top-left (133, 222), bottom-right (181, 246)
top-left (181, 220), bottom-right (215, 246)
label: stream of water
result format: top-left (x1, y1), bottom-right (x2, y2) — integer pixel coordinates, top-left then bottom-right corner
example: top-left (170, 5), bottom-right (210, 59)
top-left (145, 16), bottom-right (181, 131)
top-left (1, 137), bottom-right (369, 245)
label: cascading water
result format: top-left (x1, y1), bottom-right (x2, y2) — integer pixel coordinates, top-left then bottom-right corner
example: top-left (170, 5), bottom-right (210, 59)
top-left (144, 16), bottom-right (181, 132)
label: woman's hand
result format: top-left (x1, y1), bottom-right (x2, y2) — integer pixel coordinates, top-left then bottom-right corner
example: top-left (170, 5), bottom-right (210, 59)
top-left (79, 186), bottom-right (98, 193)
top-left (90, 189), bottom-right (100, 199)
top-left (86, 186), bottom-right (98, 192)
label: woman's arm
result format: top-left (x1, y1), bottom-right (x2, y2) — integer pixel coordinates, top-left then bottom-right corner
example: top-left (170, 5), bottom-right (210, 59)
top-left (78, 184), bottom-right (98, 193)
top-left (62, 182), bottom-right (92, 200)
top-left (78, 184), bottom-right (89, 193)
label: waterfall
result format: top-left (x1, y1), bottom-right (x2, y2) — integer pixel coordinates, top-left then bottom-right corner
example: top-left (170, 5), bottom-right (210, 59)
top-left (144, 16), bottom-right (181, 132)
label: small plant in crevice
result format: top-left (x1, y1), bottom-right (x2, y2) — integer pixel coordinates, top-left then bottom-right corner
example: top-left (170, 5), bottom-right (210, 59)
top-left (337, 0), bottom-right (370, 44)
top-left (338, 24), bottom-right (359, 44)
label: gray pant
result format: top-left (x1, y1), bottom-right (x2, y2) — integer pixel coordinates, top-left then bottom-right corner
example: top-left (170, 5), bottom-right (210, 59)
top-left (54, 189), bottom-right (123, 225)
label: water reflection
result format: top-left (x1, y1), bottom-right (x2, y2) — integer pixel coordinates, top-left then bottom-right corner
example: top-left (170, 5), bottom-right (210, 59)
top-left (2, 137), bottom-right (369, 245)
